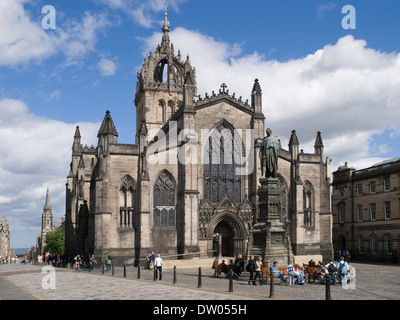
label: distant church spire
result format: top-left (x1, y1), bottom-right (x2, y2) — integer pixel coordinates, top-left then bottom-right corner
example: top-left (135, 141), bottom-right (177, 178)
top-left (44, 187), bottom-right (52, 210)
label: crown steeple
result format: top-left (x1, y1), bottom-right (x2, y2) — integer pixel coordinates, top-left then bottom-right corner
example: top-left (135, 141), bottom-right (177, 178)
top-left (162, 2), bottom-right (170, 39)
top-left (134, 4), bottom-right (197, 138)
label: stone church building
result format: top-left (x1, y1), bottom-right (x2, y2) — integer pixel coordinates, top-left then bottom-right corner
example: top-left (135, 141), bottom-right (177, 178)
top-left (65, 11), bottom-right (333, 263)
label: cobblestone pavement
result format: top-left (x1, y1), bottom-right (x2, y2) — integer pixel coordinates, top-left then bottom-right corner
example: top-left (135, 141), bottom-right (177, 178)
top-left (1, 261), bottom-right (400, 301)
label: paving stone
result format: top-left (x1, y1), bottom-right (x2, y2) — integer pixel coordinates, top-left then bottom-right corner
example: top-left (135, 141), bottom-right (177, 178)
top-left (1, 262), bottom-right (400, 301)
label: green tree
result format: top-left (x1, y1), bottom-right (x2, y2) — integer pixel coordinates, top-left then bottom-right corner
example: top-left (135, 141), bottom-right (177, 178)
top-left (44, 227), bottom-right (65, 254)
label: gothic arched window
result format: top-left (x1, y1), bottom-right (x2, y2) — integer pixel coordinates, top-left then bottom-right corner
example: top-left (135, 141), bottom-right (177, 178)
top-left (303, 181), bottom-right (314, 227)
top-left (203, 123), bottom-right (242, 203)
top-left (277, 175), bottom-right (288, 222)
top-left (167, 100), bottom-right (174, 119)
top-left (384, 234), bottom-right (393, 255)
top-left (119, 175), bottom-right (135, 228)
top-left (157, 100), bottom-right (165, 122)
top-left (153, 171), bottom-right (176, 227)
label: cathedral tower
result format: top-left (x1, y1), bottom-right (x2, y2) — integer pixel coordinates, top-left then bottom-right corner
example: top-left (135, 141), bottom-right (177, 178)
top-left (134, 4), bottom-right (197, 142)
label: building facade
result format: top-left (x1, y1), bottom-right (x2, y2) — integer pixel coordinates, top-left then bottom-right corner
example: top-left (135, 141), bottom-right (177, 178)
top-left (0, 216), bottom-right (11, 258)
top-left (332, 158), bottom-right (400, 263)
top-left (65, 11), bottom-right (333, 264)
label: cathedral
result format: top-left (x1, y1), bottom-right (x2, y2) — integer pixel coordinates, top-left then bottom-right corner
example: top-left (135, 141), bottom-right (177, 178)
top-left (65, 10), bottom-right (333, 264)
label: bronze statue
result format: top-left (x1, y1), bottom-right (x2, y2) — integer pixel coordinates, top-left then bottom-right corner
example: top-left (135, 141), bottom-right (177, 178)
top-left (260, 128), bottom-right (281, 178)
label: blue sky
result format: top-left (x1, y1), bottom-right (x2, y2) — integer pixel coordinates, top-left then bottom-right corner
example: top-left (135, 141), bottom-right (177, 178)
top-left (1, 0), bottom-right (400, 249)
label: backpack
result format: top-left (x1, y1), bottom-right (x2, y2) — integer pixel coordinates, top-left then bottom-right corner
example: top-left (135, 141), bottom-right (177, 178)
top-left (246, 260), bottom-right (254, 272)
top-left (328, 263), bottom-right (336, 273)
top-left (339, 261), bottom-right (348, 274)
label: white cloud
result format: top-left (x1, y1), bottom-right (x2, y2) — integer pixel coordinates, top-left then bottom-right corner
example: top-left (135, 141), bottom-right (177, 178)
top-left (317, 3), bottom-right (337, 19)
top-left (0, 0), bottom-right (56, 66)
top-left (0, 0), bottom-right (115, 67)
top-left (39, 90), bottom-right (61, 102)
top-left (97, 58), bottom-right (118, 76)
top-left (0, 98), bottom-right (99, 248)
top-left (142, 29), bottom-right (400, 172)
top-left (97, 0), bottom-right (127, 9)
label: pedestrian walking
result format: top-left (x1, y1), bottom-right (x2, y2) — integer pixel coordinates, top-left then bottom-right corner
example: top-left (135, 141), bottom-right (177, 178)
top-left (212, 257), bottom-right (219, 277)
top-left (105, 255), bottom-right (112, 272)
top-left (246, 255), bottom-right (256, 285)
top-left (146, 253), bottom-right (152, 270)
top-left (154, 254), bottom-right (163, 280)
top-left (336, 256), bottom-right (348, 284)
top-left (254, 257), bottom-right (263, 286)
top-left (89, 254), bottom-right (97, 271)
top-left (326, 259), bottom-right (337, 285)
top-left (74, 255), bottom-right (81, 271)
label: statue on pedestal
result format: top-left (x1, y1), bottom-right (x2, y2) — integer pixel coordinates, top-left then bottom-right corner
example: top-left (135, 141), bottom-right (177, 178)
top-left (260, 128), bottom-right (281, 179)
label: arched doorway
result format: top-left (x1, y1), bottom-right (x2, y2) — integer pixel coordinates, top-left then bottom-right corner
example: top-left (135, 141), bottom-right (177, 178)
top-left (214, 221), bottom-right (234, 257)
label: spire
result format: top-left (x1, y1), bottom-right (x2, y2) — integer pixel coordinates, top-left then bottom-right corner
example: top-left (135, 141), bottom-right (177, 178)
top-left (98, 110), bottom-right (118, 137)
top-left (251, 78), bottom-right (262, 112)
top-left (72, 126), bottom-right (82, 155)
top-left (74, 126), bottom-right (81, 139)
top-left (252, 78), bottom-right (262, 94)
top-left (314, 131), bottom-right (324, 157)
top-left (44, 187), bottom-right (52, 210)
top-left (161, 1), bottom-right (170, 47)
top-left (289, 130), bottom-right (299, 146)
top-left (314, 131), bottom-right (324, 148)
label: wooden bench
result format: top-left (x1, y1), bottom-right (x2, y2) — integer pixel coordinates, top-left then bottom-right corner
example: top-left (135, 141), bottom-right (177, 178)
top-left (262, 267), bottom-right (288, 285)
top-left (306, 266), bottom-right (318, 283)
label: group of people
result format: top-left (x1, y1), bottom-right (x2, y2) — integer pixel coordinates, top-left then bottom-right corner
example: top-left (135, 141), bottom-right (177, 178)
top-left (245, 257), bottom-right (302, 286)
top-left (320, 256), bottom-right (354, 285)
top-left (145, 252), bottom-right (163, 280)
top-left (216, 254), bottom-right (354, 287)
top-left (0, 255), bottom-right (17, 264)
top-left (37, 253), bottom-right (67, 267)
top-left (73, 254), bottom-right (97, 271)
top-left (335, 250), bottom-right (351, 262)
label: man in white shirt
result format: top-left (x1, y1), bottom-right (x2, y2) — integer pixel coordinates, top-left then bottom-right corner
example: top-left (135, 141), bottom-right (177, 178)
top-left (154, 254), bottom-right (163, 280)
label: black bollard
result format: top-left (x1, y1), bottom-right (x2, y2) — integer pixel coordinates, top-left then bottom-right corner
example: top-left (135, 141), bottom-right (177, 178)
top-left (229, 269), bottom-right (234, 292)
top-left (137, 264), bottom-right (141, 279)
top-left (325, 273), bottom-right (331, 300)
top-left (102, 264), bottom-right (104, 274)
top-left (112, 262), bottom-right (115, 276)
top-left (198, 267), bottom-right (202, 288)
top-left (173, 266), bottom-right (177, 284)
top-left (154, 266), bottom-right (157, 281)
top-left (269, 272), bottom-right (275, 298)
top-left (124, 264), bottom-right (126, 278)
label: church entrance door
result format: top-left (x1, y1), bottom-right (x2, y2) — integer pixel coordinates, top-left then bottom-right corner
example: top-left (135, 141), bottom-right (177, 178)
top-left (214, 221), bottom-right (234, 257)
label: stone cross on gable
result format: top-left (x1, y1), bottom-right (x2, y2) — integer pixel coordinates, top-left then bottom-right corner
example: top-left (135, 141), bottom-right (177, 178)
top-left (220, 83), bottom-right (228, 93)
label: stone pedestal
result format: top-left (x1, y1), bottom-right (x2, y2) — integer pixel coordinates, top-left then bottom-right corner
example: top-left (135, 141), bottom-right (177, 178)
top-left (250, 178), bottom-right (293, 267)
